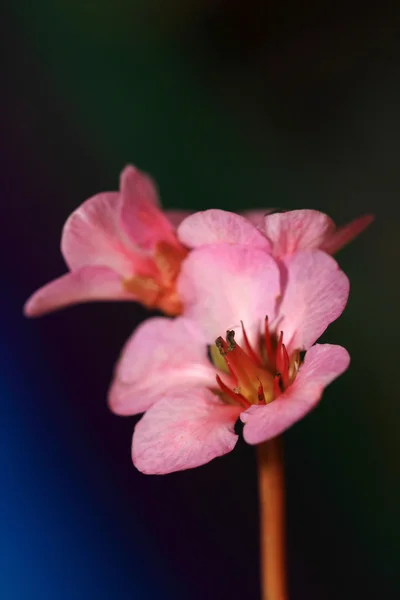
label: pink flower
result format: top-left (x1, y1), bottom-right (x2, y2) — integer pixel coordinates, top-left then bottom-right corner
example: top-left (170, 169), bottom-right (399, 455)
top-left (110, 245), bottom-right (350, 474)
top-left (178, 208), bottom-right (373, 258)
top-left (24, 167), bottom-right (372, 320)
top-left (24, 166), bottom-right (190, 317)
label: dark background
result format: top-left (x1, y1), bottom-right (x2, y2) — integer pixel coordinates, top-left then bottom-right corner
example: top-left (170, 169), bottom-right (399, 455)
top-left (2, 2), bottom-right (399, 599)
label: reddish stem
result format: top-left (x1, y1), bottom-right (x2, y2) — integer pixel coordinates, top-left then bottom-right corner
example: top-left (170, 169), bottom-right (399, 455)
top-left (257, 437), bottom-right (288, 600)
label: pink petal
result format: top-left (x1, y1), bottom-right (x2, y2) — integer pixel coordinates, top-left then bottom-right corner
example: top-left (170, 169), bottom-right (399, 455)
top-left (263, 209), bottom-right (335, 257)
top-left (177, 209), bottom-right (271, 250)
top-left (178, 244), bottom-right (281, 345)
top-left (278, 250), bottom-right (349, 353)
top-left (241, 344), bottom-right (350, 444)
top-left (23, 266), bottom-right (132, 317)
top-left (165, 210), bottom-right (192, 228)
top-left (119, 164), bottom-right (160, 207)
top-left (61, 192), bottom-right (139, 277)
top-left (109, 317), bottom-right (216, 416)
top-left (320, 214), bottom-right (374, 255)
top-left (119, 165), bottom-right (177, 251)
top-left (132, 389), bottom-right (242, 474)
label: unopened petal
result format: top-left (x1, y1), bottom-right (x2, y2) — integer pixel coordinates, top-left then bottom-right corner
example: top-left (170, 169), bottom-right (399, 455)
top-left (278, 250), bottom-right (350, 352)
top-left (178, 209), bottom-right (271, 250)
top-left (119, 165), bottom-right (177, 251)
top-left (320, 214), bottom-right (374, 255)
top-left (242, 344), bottom-right (350, 444)
top-left (119, 164), bottom-right (160, 207)
top-left (109, 317), bottom-right (216, 416)
top-left (23, 266), bottom-right (131, 317)
top-left (178, 244), bottom-right (281, 346)
top-left (264, 209), bottom-right (335, 257)
top-left (132, 389), bottom-right (241, 474)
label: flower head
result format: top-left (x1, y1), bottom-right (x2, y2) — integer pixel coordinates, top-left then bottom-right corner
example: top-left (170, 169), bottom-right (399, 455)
top-left (24, 167), bottom-right (372, 319)
top-left (178, 208), bottom-right (373, 258)
top-left (110, 245), bottom-right (350, 474)
top-left (24, 166), bottom-right (190, 317)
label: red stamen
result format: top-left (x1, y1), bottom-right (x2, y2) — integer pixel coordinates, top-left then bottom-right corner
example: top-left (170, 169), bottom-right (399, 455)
top-left (216, 331), bottom-right (260, 393)
top-left (241, 321), bottom-right (262, 367)
top-left (276, 331), bottom-right (284, 373)
top-left (264, 316), bottom-right (273, 361)
top-left (216, 336), bottom-right (229, 355)
top-left (257, 378), bottom-right (266, 405)
top-left (216, 374), bottom-right (250, 409)
top-left (226, 362), bottom-right (238, 384)
top-left (281, 343), bottom-right (290, 389)
top-left (215, 336), bottom-right (237, 382)
top-left (273, 374), bottom-right (282, 398)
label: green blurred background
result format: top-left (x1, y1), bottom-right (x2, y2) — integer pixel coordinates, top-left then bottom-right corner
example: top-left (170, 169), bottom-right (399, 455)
top-left (2, 2), bottom-right (399, 599)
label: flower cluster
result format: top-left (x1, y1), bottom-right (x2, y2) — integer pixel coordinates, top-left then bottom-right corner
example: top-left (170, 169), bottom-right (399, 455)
top-left (25, 165), bottom-right (373, 474)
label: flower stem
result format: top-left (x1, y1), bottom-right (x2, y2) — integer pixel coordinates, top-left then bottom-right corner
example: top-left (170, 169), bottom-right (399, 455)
top-left (257, 437), bottom-right (287, 600)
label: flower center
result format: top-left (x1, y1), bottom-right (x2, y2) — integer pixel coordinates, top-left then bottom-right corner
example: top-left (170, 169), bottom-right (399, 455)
top-left (124, 240), bottom-right (188, 316)
top-left (213, 318), bottom-right (300, 409)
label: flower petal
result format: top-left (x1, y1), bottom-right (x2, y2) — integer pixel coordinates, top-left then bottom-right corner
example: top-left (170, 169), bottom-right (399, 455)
top-left (109, 317), bottom-right (216, 416)
top-left (241, 344), bottom-right (350, 444)
top-left (178, 245), bottom-right (281, 345)
top-left (177, 209), bottom-right (271, 250)
top-left (120, 164), bottom-right (160, 206)
top-left (61, 192), bottom-right (139, 277)
top-left (264, 209), bottom-right (335, 257)
top-left (320, 214), bottom-right (374, 255)
top-left (132, 389), bottom-right (241, 474)
top-left (119, 165), bottom-right (177, 251)
top-left (277, 250), bottom-right (349, 352)
top-left (23, 266), bottom-right (131, 317)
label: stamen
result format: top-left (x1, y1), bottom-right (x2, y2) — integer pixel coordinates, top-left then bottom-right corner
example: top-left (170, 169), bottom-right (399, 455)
top-left (217, 332), bottom-right (259, 392)
top-left (276, 331), bottom-right (284, 374)
top-left (216, 331), bottom-right (272, 403)
top-left (216, 375), bottom-right (250, 409)
top-left (241, 321), bottom-right (262, 367)
top-left (257, 378), bottom-right (266, 405)
top-left (281, 343), bottom-right (290, 389)
top-left (216, 336), bottom-right (228, 356)
top-left (215, 320), bottom-right (297, 406)
top-left (226, 330), bottom-right (237, 351)
top-left (226, 363), bottom-right (238, 383)
top-left (264, 316), bottom-right (273, 361)
top-left (273, 374), bottom-right (282, 398)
